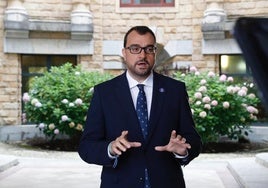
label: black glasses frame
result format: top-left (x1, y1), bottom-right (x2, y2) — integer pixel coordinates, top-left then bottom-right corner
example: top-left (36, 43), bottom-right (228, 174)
top-left (125, 45), bottom-right (157, 54)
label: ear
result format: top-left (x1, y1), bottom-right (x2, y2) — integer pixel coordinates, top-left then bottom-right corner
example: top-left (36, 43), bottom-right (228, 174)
top-left (122, 48), bottom-right (126, 61)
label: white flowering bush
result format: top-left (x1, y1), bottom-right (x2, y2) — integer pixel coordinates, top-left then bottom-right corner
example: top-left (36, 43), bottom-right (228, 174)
top-left (173, 66), bottom-right (260, 144)
top-left (22, 63), bottom-right (113, 139)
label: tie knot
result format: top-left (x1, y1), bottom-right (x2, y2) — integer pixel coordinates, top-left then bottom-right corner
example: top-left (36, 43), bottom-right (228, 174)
top-left (137, 84), bottom-right (145, 91)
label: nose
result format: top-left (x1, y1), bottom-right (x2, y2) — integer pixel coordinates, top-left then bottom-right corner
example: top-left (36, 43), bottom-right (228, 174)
top-left (138, 48), bottom-right (146, 57)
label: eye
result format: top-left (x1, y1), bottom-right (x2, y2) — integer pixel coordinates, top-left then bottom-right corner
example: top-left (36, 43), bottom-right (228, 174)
top-left (145, 46), bottom-right (156, 53)
top-left (146, 47), bottom-right (154, 53)
top-left (130, 46), bottom-right (141, 52)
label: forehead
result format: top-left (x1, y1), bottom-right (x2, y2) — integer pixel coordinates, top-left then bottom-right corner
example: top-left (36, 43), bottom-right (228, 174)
top-left (126, 31), bottom-right (155, 46)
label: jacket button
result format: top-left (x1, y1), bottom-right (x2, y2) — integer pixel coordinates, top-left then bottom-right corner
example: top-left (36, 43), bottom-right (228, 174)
top-left (139, 177), bottom-right (143, 182)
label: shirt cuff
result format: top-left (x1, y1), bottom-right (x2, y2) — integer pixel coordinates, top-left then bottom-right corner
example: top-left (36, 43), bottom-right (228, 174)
top-left (173, 149), bottom-right (189, 159)
top-left (107, 142), bottom-right (118, 159)
top-left (107, 142), bottom-right (119, 168)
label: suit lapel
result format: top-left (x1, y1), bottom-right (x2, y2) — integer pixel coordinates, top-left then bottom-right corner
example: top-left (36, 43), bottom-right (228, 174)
top-left (146, 72), bottom-right (166, 143)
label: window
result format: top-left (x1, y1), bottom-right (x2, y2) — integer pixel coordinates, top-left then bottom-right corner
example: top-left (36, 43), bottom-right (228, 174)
top-left (120, 0), bottom-right (174, 7)
top-left (220, 55), bottom-right (251, 76)
top-left (21, 55), bottom-right (77, 95)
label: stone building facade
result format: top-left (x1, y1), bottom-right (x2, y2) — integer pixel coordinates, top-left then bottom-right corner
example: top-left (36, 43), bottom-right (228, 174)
top-left (0, 0), bottom-right (268, 126)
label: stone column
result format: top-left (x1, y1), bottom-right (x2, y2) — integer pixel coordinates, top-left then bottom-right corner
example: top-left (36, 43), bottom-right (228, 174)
top-left (71, 0), bottom-right (93, 40)
top-left (203, 2), bottom-right (226, 24)
top-left (202, 2), bottom-right (227, 40)
top-left (4, 0), bottom-right (29, 38)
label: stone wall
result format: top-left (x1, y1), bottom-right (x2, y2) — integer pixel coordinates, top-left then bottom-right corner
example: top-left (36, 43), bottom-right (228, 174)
top-left (0, 1), bottom-right (21, 125)
top-left (0, 0), bottom-right (268, 125)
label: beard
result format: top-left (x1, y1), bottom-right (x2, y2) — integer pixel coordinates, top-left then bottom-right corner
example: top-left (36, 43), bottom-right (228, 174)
top-left (127, 60), bottom-right (154, 81)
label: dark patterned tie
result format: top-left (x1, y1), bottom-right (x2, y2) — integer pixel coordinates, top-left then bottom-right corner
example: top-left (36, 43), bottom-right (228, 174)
top-left (136, 84), bottom-right (150, 188)
top-left (136, 84), bottom-right (148, 139)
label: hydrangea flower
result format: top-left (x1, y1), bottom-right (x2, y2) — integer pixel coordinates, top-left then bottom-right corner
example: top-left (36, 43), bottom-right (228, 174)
top-left (75, 98), bottom-right (83, 105)
top-left (31, 98), bottom-right (39, 106)
top-left (48, 123), bottom-right (55, 130)
top-left (238, 89), bottom-right (247, 97)
top-left (22, 93), bottom-right (30, 102)
top-left (61, 115), bottom-right (69, 122)
top-left (200, 79), bottom-right (207, 85)
top-left (211, 100), bottom-right (218, 106)
top-left (35, 102), bottom-right (42, 108)
top-left (62, 99), bottom-right (69, 104)
top-left (207, 71), bottom-right (215, 78)
top-left (39, 123), bottom-right (45, 129)
top-left (204, 104), bottom-right (211, 110)
top-left (199, 111), bottom-right (207, 118)
top-left (219, 74), bottom-right (227, 82)
top-left (202, 96), bottom-right (211, 103)
top-left (198, 86), bottom-right (207, 93)
top-left (223, 101), bottom-right (230, 109)
top-left (54, 129), bottom-right (60, 134)
top-left (194, 92), bottom-right (202, 99)
top-left (227, 76), bottom-right (234, 82)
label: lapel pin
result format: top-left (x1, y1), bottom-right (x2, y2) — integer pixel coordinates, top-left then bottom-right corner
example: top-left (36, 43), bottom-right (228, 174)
top-left (159, 88), bottom-right (165, 93)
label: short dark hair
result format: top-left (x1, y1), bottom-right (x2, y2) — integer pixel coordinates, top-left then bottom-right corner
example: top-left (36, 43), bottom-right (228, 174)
top-left (123, 26), bottom-right (156, 47)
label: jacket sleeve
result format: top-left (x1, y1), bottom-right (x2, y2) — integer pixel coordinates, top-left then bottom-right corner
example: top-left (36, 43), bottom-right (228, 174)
top-left (177, 83), bottom-right (202, 166)
top-left (78, 86), bottom-right (116, 167)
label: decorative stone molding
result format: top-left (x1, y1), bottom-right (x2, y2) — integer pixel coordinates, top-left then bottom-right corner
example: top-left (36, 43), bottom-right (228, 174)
top-left (202, 39), bottom-right (241, 54)
top-left (201, 3), bottom-right (227, 40)
top-left (71, 2), bottom-right (93, 40)
top-left (3, 0), bottom-right (94, 54)
top-left (4, 0), bottom-right (29, 38)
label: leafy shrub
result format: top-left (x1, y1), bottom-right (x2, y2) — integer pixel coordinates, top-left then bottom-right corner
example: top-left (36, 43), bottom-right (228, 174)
top-left (173, 67), bottom-right (260, 144)
top-left (22, 63), bottom-right (113, 139)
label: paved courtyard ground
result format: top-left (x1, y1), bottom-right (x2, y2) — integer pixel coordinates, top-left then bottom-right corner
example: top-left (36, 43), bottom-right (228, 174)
top-left (1, 142), bottom-right (267, 188)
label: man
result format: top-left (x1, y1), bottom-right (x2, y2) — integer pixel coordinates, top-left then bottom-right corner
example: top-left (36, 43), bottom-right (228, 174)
top-left (78, 26), bottom-right (202, 188)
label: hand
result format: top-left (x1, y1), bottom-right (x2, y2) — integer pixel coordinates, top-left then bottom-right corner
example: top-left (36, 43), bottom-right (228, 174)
top-left (110, 131), bottom-right (141, 156)
top-left (155, 130), bottom-right (191, 156)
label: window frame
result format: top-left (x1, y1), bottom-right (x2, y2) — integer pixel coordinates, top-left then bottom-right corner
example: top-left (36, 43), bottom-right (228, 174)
top-left (219, 54), bottom-right (251, 77)
top-left (116, 0), bottom-right (178, 13)
top-left (120, 0), bottom-right (175, 7)
top-left (21, 55), bottom-right (77, 94)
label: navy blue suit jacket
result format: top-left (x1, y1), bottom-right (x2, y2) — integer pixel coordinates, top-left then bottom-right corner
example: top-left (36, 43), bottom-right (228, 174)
top-left (79, 71), bottom-right (202, 188)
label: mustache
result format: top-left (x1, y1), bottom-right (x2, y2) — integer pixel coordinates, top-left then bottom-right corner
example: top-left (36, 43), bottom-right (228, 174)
top-left (136, 59), bottom-right (149, 64)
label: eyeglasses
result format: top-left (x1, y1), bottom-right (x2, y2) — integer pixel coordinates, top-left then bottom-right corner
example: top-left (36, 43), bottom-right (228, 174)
top-left (125, 45), bottom-right (157, 54)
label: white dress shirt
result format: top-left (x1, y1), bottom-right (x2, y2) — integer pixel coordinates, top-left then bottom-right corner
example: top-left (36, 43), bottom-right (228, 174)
top-left (126, 71), bottom-right (153, 117)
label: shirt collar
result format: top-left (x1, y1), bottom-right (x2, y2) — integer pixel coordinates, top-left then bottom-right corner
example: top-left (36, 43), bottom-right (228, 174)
top-left (126, 71), bottom-right (153, 89)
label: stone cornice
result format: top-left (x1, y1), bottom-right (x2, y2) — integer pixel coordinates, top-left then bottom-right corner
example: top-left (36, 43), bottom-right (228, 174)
top-left (3, 0), bottom-right (94, 54)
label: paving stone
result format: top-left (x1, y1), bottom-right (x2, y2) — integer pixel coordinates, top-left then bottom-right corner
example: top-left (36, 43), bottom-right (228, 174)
top-left (228, 156), bottom-right (268, 188)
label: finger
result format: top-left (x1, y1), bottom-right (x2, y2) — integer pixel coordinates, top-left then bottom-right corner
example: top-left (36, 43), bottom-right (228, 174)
top-left (119, 138), bottom-right (131, 149)
top-left (185, 143), bottom-right (191, 149)
top-left (129, 142), bottom-right (142, 147)
top-left (155, 146), bottom-right (167, 151)
top-left (119, 131), bottom-right (131, 148)
top-left (170, 130), bottom-right (177, 139)
top-left (176, 134), bottom-right (182, 140)
top-left (112, 146), bottom-right (123, 155)
top-left (111, 141), bottom-right (124, 155)
top-left (120, 135), bottom-right (135, 149)
top-left (181, 137), bottom-right (186, 143)
top-left (112, 141), bottom-right (128, 154)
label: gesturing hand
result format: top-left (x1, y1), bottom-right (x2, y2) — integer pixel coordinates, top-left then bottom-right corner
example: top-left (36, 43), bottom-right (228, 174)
top-left (110, 131), bottom-right (142, 156)
top-left (155, 130), bottom-right (191, 156)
